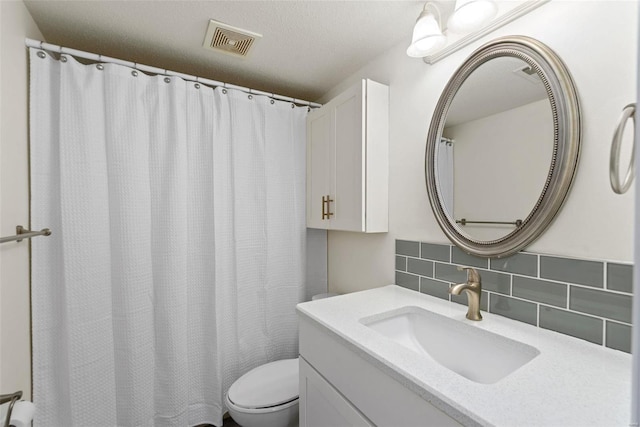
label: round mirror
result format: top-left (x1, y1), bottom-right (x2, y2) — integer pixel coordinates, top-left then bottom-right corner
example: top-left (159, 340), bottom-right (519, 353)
top-left (425, 36), bottom-right (580, 258)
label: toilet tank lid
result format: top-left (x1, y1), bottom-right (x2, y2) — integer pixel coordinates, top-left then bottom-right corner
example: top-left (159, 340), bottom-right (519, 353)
top-left (228, 358), bottom-right (299, 409)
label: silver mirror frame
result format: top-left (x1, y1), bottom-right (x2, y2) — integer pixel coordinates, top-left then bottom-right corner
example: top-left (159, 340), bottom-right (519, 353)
top-left (425, 36), bottom-right (581, 258)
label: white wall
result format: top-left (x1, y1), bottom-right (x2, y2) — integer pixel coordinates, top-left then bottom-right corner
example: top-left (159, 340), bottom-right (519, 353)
top-left (0, 0), bottom-right (43, 400)
top-left (325, 1), bottom-right (637, 294)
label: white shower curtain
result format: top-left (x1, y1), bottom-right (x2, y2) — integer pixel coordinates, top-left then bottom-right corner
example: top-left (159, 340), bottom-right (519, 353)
top-left (29, 48), bottom-right (307, 426)
top-left (436, 139), bottom-right (454, 214)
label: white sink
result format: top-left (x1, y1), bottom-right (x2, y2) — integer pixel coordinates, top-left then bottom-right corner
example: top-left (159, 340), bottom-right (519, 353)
top-left (360, 306), bottom-right (540, 384)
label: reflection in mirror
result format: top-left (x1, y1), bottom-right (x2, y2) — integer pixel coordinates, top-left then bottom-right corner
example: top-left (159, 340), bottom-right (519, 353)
top-left (425, 36), bottom-right (581, 258)
top-left (436, 56), bottom-right (554, 241)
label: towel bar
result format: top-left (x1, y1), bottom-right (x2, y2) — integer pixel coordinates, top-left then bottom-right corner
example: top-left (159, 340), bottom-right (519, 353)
top-left (456, 218), bottom-right (523, 227)
top-left (0, 225), bottom-right (51, 244)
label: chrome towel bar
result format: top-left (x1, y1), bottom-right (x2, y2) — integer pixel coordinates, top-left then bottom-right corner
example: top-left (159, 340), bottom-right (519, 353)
top-left (0, 225), bottom-right (51, 244)
top-left (456, 218), bottom-right (523, 227)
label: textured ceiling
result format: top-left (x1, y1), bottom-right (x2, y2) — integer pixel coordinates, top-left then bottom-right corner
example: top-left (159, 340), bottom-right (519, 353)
top-left (24, 0), bottom-right (429, 102)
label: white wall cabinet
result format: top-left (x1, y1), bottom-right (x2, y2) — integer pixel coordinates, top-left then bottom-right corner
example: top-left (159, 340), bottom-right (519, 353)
top-left (306, 79), bottom-right (389, 232)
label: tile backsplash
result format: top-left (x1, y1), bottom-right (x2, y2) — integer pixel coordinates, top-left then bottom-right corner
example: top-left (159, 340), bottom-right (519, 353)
top-left (395, 240), bottom-right (633, 353)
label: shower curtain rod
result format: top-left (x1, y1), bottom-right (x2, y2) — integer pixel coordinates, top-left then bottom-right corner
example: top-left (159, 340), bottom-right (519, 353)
top-left (25, 38), bottom-right (322, 109)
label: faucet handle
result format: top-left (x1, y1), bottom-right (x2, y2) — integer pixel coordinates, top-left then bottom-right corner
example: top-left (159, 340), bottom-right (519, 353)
top-left (457, 266), bottom-right (481, 284)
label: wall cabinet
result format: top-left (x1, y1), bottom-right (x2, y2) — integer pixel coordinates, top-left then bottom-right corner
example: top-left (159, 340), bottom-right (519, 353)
top-left (306, 79), bottom-right (389, 232)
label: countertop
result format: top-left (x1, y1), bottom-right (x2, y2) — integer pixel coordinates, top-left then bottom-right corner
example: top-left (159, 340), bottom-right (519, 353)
top-left (296, 285), bottom-right (632, 427)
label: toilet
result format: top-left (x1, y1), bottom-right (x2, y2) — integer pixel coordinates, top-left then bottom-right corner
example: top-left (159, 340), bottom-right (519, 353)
top-left (225, 293), bottom-right (339, 427)
top-left (225, 358), bottom-right (299, 427)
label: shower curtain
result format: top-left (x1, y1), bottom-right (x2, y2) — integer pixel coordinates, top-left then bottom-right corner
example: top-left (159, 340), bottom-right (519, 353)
top-left (436, 139), bottom-right (454, 214)
top-left (29, 48), bottom-right (307, 426)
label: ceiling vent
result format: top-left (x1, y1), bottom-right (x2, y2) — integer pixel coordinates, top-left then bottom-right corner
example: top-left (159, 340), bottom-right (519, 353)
top-left (202, 20), bottom-right (262, 58)
top-left (513, 65), bottom-right (542, 85)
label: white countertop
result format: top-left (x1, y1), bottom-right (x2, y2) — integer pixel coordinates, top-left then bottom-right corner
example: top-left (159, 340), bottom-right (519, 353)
top-left (296, 285), bottom-right (632, 427)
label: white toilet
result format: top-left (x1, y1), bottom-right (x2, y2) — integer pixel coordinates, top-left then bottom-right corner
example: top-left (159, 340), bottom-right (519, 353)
top-left (225, 293), bottom-right (339, 427)
top-left (225, 358), bottom-right (299, 427)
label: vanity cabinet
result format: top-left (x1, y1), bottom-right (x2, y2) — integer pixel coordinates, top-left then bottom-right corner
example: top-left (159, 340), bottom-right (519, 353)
top-left (299, 358), bottom-right (373, 427)
top-left (298, 315), bottom-right (461, 427)
top-left (306, 79), bottom-right (389, 232)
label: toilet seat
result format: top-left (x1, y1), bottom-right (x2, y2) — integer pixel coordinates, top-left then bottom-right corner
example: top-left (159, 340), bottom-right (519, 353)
top-left (227, 358), bottom-right (299, 410)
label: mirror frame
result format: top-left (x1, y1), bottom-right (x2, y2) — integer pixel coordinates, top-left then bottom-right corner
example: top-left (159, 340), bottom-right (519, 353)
top-left (425, 36), bottom-right (581, 258)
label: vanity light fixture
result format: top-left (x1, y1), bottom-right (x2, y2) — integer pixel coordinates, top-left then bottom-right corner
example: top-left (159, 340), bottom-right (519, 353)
top-left (447, 0), bottom-right (498, 33)
top-left (406, 3), bottom-right (446, 58)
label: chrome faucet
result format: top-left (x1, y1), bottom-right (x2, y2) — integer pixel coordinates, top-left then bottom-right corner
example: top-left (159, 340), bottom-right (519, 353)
top-left (449, 266), bottom-right (482, 321)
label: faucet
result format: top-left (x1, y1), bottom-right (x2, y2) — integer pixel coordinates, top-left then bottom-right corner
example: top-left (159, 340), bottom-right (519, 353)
top-left (449, 266), bottom-right (482, 321)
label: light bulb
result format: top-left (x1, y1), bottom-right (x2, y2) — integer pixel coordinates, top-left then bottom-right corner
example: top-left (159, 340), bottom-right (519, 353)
top-left (448, 0), bottom-right (498, 33)
top-left (407, 5), bottom-right (447, 57)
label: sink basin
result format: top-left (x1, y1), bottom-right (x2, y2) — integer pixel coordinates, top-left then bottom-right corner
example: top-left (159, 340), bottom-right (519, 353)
top-left (360, 306), bottom-right (540, 384)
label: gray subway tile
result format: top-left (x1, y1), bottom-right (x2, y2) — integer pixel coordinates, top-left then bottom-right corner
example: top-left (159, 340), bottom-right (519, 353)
top-left (489, 294), bottom-right (537, 326)
top-left (451, 290), bottom-right (489, 312)
top-left (452, 247), bottom-right (488, 269)
top-left (395, 256), bottom-right (407, 272)
top-left (479, 270), bottom-right (511, 295)
top-left (420, 278), bottom-right (450, 300)
top-left (540, 256), bottom-right (603, 288)
top-left (396, 272), bottom-right (419, 291)
top-left (512, 276), bottom-right (567, 308)
top-left (434, 263), bottom-right (467, 283)
top-left (407, 258), bottom-right (434, 277)
top-left (420, 243), bottom-right (450, 262)
top-left (396, 240), bottom-right (419, 257)
top-left (607, 263), bottom-right (633, 293)
top-left (490, 253), bottom-right (538, 277)
top-left (570, 286), bottom-right (632, 323)
top-left (539, 306), bottom-right (603, 345)
top-left (606, 321), bottom-right (631, 353)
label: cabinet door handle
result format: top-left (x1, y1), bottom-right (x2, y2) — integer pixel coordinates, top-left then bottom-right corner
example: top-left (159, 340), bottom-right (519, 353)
top-left (325, 195), bottom-right (334, 219)
top-left (321, 196), bottom-right (327, 220)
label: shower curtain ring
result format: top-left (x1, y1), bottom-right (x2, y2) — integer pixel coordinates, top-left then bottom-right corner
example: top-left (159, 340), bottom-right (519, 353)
top-left (36, 41), bottom-right (46, 58)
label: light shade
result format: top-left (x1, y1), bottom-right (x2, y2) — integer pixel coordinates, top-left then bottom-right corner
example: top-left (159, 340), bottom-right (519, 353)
top-left (406, 5), bottom-right (446, 58)
top-left (448, 0), bottom-right (498, 33)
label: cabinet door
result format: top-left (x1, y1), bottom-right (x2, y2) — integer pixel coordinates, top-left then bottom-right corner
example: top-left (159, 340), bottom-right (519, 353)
top-left (299, 357), bottom-right (373, 427)
top-left (332, 81), bottom-right (365, 232)
top-left (305, 78), bottom-right (388, 232)
top-left (306, 106), bottom-right (333, 229)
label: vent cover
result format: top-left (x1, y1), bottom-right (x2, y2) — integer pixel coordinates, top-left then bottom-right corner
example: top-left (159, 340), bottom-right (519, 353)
top-left (202, 20), bottom-right (262, 58)
top-left (512, 65), bottom-right (542, 85)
